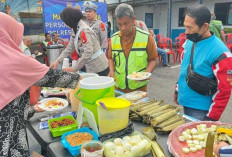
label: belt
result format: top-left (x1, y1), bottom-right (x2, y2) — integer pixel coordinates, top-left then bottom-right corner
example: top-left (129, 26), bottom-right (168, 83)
top-left (88, 49), bottom-right (103, 63)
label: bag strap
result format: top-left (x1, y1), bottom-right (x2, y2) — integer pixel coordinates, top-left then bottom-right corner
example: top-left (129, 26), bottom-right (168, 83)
top-left (188, 42), bottom-right (196, 70)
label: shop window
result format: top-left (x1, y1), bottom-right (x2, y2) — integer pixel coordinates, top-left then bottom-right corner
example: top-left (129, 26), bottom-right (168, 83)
top-left (178, 7), bottom-right (187, 27)
top-left (214, 2), bottom-right (232, 25)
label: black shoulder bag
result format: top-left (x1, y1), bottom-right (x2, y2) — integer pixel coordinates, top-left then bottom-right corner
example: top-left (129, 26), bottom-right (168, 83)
top-left (186, 43), bottom-right (218, 95)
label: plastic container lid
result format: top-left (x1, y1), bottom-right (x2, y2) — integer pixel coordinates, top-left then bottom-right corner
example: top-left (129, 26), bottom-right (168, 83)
top-left (96, 98), bottom-right (130, 109)
top-left (80, 73), bottom-right (99, 79)
top-left (80, 76), bottom-right (115, 89)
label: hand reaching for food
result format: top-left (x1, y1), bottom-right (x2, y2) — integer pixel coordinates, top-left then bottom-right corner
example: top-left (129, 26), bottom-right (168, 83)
top-left (34, 103), bottom-right (45, 112)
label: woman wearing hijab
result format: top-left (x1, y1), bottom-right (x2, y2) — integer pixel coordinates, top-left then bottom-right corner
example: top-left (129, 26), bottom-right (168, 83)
top-left (0, 13), bottom-right (81, 156)
top-left (50, 8), bottom-right (109, 76)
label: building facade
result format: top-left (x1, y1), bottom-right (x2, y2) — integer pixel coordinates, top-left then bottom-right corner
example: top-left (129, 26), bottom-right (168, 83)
top-left (108, 0), bottom-right (232, 41)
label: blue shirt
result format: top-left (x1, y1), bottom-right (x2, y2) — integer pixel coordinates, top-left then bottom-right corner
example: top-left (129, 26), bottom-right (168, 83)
top-left (178, 34), bottom-right (229, 110)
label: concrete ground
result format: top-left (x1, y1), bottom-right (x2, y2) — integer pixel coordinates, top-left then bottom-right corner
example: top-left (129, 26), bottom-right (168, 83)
top-left (28, 45), bottom-right (232, 156)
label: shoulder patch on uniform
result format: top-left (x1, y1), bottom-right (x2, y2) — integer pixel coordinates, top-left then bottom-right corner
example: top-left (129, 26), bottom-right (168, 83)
top-left (80, 31), bottom-right (87, 44)
top-left (100, 22), bottom-right (105, 31)
top-left (139, 22), bottom-right (143, 28)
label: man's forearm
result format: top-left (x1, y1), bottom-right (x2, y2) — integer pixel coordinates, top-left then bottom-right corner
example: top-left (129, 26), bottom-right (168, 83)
top-left (108, 58), bottom-right (114, 72)
top-left (146, 60), bottom-right (156, 73)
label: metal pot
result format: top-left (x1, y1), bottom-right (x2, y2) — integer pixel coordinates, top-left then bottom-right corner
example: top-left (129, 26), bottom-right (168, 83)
top-left (47, 45), bottom-right (65, 69)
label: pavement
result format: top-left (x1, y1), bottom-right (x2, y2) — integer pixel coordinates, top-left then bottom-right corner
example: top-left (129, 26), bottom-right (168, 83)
top-left (28, 45), bottom-right (232, 156)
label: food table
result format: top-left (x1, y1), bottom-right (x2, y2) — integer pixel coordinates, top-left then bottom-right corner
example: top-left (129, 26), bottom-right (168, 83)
top-left (46, 121), bottom-right (173, 157)
top-left (27, 89), bottom-right (196, 157)
top-left (26, 101), bottom-right (71, 155)
top-left (27, 103), bottom-right (175, 157)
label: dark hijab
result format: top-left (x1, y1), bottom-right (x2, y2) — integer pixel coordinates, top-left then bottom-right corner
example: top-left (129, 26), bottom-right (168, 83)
top-left (60, 7), bottom-right (83, 34)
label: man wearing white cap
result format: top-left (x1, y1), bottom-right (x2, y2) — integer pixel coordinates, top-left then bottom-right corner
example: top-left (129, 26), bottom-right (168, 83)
top-left (83, 1), bottom-right (108, 52)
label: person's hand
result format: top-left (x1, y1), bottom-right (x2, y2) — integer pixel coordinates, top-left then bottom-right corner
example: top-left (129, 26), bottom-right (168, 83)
top-left (34, 104), bottom-right (45, 112)
top-left (173, 92), bottom-right (179, 105)
top-left (63, 67), bottom-right (74, 72)
top-left (50, 60), bottom-right (59, 69)
top-left (213, 141), bottom-right (229, 157)
top-left (34, 50), bottom-right (39, 55)
top-left (108, 71), bottom-right (115, 78)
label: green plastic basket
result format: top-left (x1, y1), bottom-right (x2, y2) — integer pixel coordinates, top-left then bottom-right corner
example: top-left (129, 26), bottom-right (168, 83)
top-left (48, 115), bottom-right (78, 137)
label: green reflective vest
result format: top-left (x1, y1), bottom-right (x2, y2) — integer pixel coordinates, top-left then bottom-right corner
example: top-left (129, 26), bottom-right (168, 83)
top-left (111, 28), bottom-right (149, 90)
top-left (42, 41), bottom-right (49, 47)
top-left (209, 20), bottom-right (222, 40)
top-left (23, 45), bottom-right (29, 52)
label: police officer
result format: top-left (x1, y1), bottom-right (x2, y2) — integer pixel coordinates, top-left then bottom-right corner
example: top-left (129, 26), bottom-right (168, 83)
top-left (51, 7), bottom-right (109, 76)
top-left (83, 1), bottom-right (108, 52)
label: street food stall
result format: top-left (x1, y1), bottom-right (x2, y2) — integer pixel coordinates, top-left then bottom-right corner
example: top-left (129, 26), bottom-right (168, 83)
top-left (27, 74), bottom-right (232, 157)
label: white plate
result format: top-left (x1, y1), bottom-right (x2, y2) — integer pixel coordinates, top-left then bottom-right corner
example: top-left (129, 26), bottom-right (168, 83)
top-left (36, 52), bottom-right (43, 56)
top-left (127, 72), bottom-right (152, 81)
top-left (38, 98), bottom-right (69, 111)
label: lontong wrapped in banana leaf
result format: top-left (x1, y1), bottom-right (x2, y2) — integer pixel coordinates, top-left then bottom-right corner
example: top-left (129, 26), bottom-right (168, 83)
top-left (156, 119), bottom-right (185, 133)
top-left (155, 114), bottom-right (183, 129)
top-left (129, 113), bottom-right (142, 121)
top-left (136, 101), bottom-right (163, 117)
top-left (143, 108), bottom-right (173, 125)
top-left (151, 109), bottom-right (179, 127)
top-left (143, 105), bottom-right (180, 124)
top-left (138, 100), bottom-right (163, 112)
top-left (145, 104), bottom-right (169, 116)
top-left (130, 99), bottom-right (157, 112)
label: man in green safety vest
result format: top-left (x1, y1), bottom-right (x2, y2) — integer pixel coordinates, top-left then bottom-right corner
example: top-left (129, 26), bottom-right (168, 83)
top-left (41, 33), bottom-right (51, 53)
top-left (23, 36), bottom-right (38, 57)
top-left (108, 3), bottom-right (158, 93)
top-left (209, 12), bottom-right (226, 44)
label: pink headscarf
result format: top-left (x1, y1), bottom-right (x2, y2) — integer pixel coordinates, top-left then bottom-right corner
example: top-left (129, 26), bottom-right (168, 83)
top-left (0, 13), bottom-right (49, 110)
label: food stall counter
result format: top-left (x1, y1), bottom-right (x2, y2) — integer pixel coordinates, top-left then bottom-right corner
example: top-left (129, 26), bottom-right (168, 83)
top-left (47, 121), bottom-right (174, 157)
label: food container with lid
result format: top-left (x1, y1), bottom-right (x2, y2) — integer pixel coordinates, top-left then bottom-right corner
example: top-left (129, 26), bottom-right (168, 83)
top-left (61, 127), bottom-right (99, 156)
top-left (48, 115), bottom-right (78, 137)
top-left (96, 98), bottom-right (130, 135)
